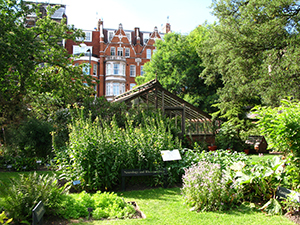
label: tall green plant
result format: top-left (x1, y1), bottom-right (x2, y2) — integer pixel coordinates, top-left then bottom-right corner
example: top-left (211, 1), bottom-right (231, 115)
top-left (54, 109), bottom-right (181, 191)
top-left (0, 172), bottom-right (70, 223)
top-left (253, 99), bottom-right (300, 157)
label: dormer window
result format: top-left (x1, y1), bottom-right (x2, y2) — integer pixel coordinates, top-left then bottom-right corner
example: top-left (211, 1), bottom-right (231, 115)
top-left (126, 32), bottom-right (131, 42)
top-left (117, 47), bottom-right (123, 56)
top-left (76, 31), bottom-right (92, 42)
top-left (111, 47), bottom-right (115, 56)
top-left (109, 31), bottom-right (114, 42)
top-left (143, 33), bottom-right (149, 44)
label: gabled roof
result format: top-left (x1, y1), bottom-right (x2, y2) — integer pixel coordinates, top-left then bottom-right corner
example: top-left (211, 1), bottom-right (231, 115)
top-left (112, 79), bottom-right (211, 122)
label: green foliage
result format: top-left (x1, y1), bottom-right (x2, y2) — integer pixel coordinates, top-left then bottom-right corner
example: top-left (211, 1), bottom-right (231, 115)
top-left (182, 149), bottom-right (248, 171)
top-left (0, 0), bottom-right (94, 126)
top-left (0, 211), bottom-right (12, 225)
top-left (59, 191), bottom-right (135, 220)
top-left (260, 198), bottom-right (282, 215)
top-left (200, 0), bottom-right (300, 126)
top-left (0, 172), bottom-right (70, 223)
top-left (136, 26), bottom-right (220, 114)
top-left (231, 156), bottom-right (285, 204)
top-left (215, 122), bottom-right (245, 152)
top-left (0, 155), bottom-right (38, 171)
top-left (182, 161), bottom-right (243, 211)
top-left (54, 109), bottom-right (181, 191)
top-left (254, 99), bottom-right (300, 157)
top-left (5, 118), bottom-right (53, 158)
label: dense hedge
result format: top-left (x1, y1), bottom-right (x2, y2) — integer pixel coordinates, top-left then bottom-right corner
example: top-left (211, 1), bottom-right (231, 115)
top-left (53, 110), bottom-right (182, 191)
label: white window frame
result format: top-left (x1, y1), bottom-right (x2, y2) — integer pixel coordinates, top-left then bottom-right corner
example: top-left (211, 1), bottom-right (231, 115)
top-left (141, 65), bottom-right (145, 76)
top-left (111, 47), bottom-right (115, 56)
top-left (76, 31), bottom-right (92, 42)
top-left (109, 31), bottom-right (114, 42)
top-left (93, 64), bottom-right (97, 76)
top-left (146, 49), bottom-right (151, 59)
top-left (125, 48), bottom-right (130, 57)
top-left (117, 47), bottom-right (123, 56)
top-left (106, 63), bottom-right (111, 74)
top-left (113, 83), bottom-right (120, 96)
top-left (143, 33), bottom-right (149, 44)
top-left (114, 63), bottom-right (119, 75)
top-left (106, 82), bottom-right (112, 96)
top-left (126, 32), bottom-right (131, 42)
top-left (73, 45), bottom-right (92, 55)
top-left (84, 31), bottom-right (92, 42)
top-left (130, 65), bottom-right (136, 77)
top-left (121, 83), bottom-right (125, 94)
top-left (122, 64), bottom-right (125, 76)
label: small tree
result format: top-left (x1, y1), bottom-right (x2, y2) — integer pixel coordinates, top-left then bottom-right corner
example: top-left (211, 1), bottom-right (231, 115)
top-left (254, 99), bottom-right (300, 157)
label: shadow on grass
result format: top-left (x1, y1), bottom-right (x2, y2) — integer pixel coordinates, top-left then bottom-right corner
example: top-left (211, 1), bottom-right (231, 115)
top-left (119, 187), bottom-right (182, 201)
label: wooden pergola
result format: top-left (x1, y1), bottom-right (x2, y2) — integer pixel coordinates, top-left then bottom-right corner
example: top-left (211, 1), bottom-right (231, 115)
top-left (112, 79), bottom-right (214, 136)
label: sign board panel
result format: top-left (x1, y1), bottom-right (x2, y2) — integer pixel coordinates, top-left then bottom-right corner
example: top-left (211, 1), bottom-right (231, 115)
top-left (276, 186), bottom-right (300, 203)
top-left (161, 149), bottom-right (181, 161)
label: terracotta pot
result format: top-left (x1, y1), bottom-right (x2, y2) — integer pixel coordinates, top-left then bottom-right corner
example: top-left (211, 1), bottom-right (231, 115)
top-left (208, 145), bottom-right (217, 151)
top-left (244, 149), bottom-right (250, 155)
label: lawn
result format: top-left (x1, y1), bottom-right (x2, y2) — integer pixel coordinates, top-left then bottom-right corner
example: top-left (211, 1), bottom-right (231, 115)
top-left (247, 153), bottom-right (281, 164)
top-left (0, 155), bottom-right (295, 225)
top-left (70, 187), bottom-right (295, 225)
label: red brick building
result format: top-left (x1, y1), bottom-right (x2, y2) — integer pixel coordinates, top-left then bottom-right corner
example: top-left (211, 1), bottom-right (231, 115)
top-left (65, 19), bottom-right (171, 101)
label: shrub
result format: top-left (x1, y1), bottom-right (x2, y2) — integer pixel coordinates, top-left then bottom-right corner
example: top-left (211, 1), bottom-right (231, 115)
top-left (254, 99), bottom-right (300, 157)
top-left (181, 161), bottom-right (242, 211)
top-left (59, 191), bottom-right (136, 220)
top-left (54, 109), bottom-right (181, 191)
top-left (181, 149), bottom-right (248, 171)
top-left (5, 118), bottom-right (53, 158)
top-left (232, 156), bottom-right (285, 203)
top-left (0, 172), bottom-right (70, 223)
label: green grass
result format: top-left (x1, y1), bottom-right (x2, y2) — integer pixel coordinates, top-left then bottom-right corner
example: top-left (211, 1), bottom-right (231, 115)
top-left (70, 187), bottom-right (294, 225)
top-left (247, 153), bottom-right (282, 164)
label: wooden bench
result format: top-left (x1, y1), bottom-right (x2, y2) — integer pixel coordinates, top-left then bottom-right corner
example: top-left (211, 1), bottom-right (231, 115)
top-left (32, 201), bottom-right (45, 225)
top-left (121, 169), bottom-right (168, 191)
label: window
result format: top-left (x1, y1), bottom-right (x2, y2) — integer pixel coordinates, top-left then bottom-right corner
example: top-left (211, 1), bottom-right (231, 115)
top-left (76, 31), bottom-right (92, 42)
top-left (114, 63), bottom-right (119, 75)
top-left (113, 83), bottom-right (120, 95)
top-left (126, 32), bottom-right (131, 42)
top-left (106, 63), bottom-right (111, 74)
top-left (130, 83), bottom-right (136, 90)
top-left (125, 48), bottom-right (130, 57)
top-left (143, 33), bottom-right (149, 44)
top-left (122, 64), bottom-right (125, 76)
top-left (110, 47), bottom-right (115, 56)
top-left (121, 83), bottom-right (125, 94)
top-left (84, 31), bottom-right (92, 42)
top-left (141, 65), bottom-right (145, 76)
top-left (130, 65), bottom-right (136, 77)
top-left (74, 63), bottom-right (79, 67)
top-left (93, 64), bottom-right (97, 75)
top-left (146, 49), bottom-right (151, 59)
top-left (82, 64), bottom-right (89, 75)
top-left (73, 45), bottom-right (92, 55)
top-left (117, 47), bottom-right (123, 56)
top-left (109, 31), bottom-right (114, 42)
top-left (106, 83), bottom-right (112, 96)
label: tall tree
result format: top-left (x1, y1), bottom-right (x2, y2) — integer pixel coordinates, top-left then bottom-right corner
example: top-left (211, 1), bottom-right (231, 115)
top-left (0, 0), bottom-right (94, 124)
top-left (201, 0), bottom-right (300, 126)
top-left (136, 26), bottom-right (221, 113)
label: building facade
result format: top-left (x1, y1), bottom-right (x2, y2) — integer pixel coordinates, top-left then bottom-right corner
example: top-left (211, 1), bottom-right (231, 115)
top-left (65, 19), bottom-right (171, 101)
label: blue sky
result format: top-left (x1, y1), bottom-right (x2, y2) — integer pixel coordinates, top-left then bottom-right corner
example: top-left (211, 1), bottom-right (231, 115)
top-left (40, 0), bottom-right (216, 34)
